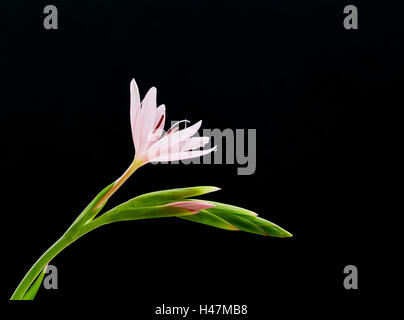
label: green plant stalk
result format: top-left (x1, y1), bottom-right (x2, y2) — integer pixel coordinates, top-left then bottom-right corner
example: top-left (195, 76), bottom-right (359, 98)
top-left (10, 233), bottom-right (72, 300)
top-left (10, 181), bottom-right (117, 300)
top-left (10, 161), bottom-right (144, 300)
top-left (10, 211), bottom-right (112, 300)
top-left (10, 196), bottom-right (186, 300)
top-left (10, 197), bottom-right (201, 299)
top-left (10, 161), bottom-right (143, 300)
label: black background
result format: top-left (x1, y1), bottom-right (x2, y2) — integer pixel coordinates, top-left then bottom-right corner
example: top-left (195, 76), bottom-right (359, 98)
top-left (2, 0), bottom-right (399, 314)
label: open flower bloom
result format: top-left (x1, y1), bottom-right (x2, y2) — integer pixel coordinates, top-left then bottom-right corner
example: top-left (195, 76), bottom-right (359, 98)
top-left (130, 79), bottom-right (217, 164)
top-left (95, 79), bottom-right (217, 209)
top-left (166, 201), bottom-right (215, 214)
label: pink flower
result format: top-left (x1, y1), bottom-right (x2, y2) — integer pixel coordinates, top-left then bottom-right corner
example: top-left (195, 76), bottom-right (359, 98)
top-left (94, 79), bottom-right (216, 210)
top-left (166, 201), bottom-right (215, 214)
top-left (130, 79), bottom-right (216, 164)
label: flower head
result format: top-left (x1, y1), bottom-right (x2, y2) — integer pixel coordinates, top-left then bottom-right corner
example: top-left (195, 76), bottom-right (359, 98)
top-left (130, 79), bottom-right (216, 165)
top-left (94, 79), bottom-right (217, 210)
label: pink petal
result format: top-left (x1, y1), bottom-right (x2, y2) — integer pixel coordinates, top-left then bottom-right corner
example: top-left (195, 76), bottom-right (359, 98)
top-left (144, 105), bottom-right (166, 151)
top-left (141, 88), bottom-right (157, 148)
top-left (150, 146), bottom-right (217, 162)
top-left (148, 120), bottom-right (202, 158)
top-left (138, 87), bottom-right (157, 152)
top-left (176, 120), bottom-right (202, 142)
top-left (153, 105), bottom-right (166, 129)
top-left (180, 137), bottom-right (210, 152)
top-left (130, 79), bottom-right (141, 148)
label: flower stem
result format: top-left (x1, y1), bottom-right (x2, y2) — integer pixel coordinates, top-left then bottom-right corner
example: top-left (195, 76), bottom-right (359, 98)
top-left (10, 234), bottom-right (73, 300)
top-left (94, 160), bottom-right (142, 211)
top-left (10, 161), bottom-right (142, 300)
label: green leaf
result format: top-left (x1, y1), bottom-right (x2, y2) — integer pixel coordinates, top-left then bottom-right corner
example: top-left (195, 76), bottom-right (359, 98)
top-left (121, 186), bottom-right (220, 208)
top-left (180, 209), bottom-right (239, 231)
top-left (91, 187), bottom-right (292, 238)
top-left (238, 215), bottom-right (293, 237)
top-left (97, 205), bottom-right (197, 225)
top-left (194, 200), bottom-right (258, 217)
top-left (21, 264), bottom-right (48, 300)
top-left (72, 182), bottom-right (115, 225)
top-left (180, 200), bottom-right (292, 238)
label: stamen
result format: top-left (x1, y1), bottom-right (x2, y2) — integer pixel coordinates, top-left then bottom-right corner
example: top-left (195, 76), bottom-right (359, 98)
top-left (165, 126), bottom-right (179, 136)
top-left (164, 119), bottom-right (189, 136)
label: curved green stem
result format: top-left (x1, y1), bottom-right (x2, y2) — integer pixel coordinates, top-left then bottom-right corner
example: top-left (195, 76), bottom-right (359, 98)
top-left (10, 234), bottom-right (73, 300)
top-left (10, 213), bottom-right (117, 300)
top-left (10, 215), bottom-right (111, 300)
top-left (10, 162), bottom-right (142, 300)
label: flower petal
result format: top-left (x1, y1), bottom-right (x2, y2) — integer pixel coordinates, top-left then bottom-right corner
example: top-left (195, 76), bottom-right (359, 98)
top-left (150, 146), bottom-right (217, 162)
top-left (176, 120), bottom-right (202, 142)
top-left (130, 79), bottom-right (141, 148)
top-left (180, 137), bottom-right (210, 152)
top-left (135, 87), bottom-right (157, 155)
top-left (148, 120), bottom-right (202, 158)
top-left (154, 105), bottom-right (166, 128)
top-left (146, 104), bottom-right (166, 148)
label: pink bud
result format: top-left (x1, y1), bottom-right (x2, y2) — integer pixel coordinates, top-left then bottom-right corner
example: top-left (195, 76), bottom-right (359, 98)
top-left (166, 201), bottom-right (215, 213)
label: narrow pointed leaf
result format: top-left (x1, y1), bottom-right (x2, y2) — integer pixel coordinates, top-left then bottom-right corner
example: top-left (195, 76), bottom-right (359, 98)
top-left (180, 200), bottom-right (292, 237)
top-left (188, 200), bottom-right (257, 217)
top-left (122, 186), bottom-right (220, 208)
top-left (211, 212), bottom-right (268, 235)
top-left (94, 187), bottom-right (292, 238)
top-left (238, 215), bottom-right (293, 237)
top-left (21, 264), bottom-right (48, 300)
top-left (97, 205), bottom-right (197, 224)
top-left (73, 182), bottom-right (115, 225)
top-left (180, 209), bottom-right (239, 231)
